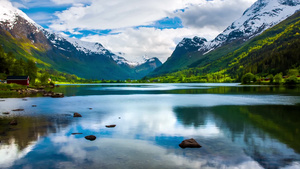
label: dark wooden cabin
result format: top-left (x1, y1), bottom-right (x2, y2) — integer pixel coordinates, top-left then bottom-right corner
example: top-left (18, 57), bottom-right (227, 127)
top-left (7, 76), bottom-right (30, 86)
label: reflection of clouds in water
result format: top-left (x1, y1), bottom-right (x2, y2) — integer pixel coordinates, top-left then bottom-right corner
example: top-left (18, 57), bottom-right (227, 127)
top-left (90, 86), bottom-right (213, 91)
top-left (78, 106), bottom-right (222, 138)
top-left (50, 134), bottom-right (263, 169)
top-left (0, 139), bottom-right (36, 168)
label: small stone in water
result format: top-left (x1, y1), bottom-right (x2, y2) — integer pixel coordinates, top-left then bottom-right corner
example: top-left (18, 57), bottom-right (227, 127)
top-left (105, 125), bottom-right (116, 128)
top-left (73, 113), bottom-right (82, 117)
top-left (85, 135), bottom-right (96, 141)
top-left (9, 120), bottom-right (18, 125)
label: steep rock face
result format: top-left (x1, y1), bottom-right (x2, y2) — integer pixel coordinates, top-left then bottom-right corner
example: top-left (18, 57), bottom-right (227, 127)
top-left (151, 0), bottom-right (300, 76)
top-left (0, 1), bottom-right (161, 80)
top-left (151, 37), bottom-right (207, 75)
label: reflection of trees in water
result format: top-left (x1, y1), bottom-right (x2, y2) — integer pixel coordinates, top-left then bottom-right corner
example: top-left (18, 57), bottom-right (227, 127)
top-left (0, 115), bottom-right (72, 150)
top-left (174, 105), bottom-right (300, 168)
top-left (173, 107), bottom-right (208, 127)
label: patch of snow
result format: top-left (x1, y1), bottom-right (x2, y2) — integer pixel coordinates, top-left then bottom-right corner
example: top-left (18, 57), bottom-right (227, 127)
top-left (0, 0), bottom-right (42, 30)
top-left (66, 37), bottom-right (107, 55)
top-left (111, 54), bottom-right (139, 66)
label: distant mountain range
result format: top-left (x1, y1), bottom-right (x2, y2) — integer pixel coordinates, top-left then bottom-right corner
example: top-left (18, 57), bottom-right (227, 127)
top-left (0, 0), bottom-right (299, 81)
top-left (0, 1), bottom-right (162, 80)
top-left (150, 0), bottom-right (300, 77)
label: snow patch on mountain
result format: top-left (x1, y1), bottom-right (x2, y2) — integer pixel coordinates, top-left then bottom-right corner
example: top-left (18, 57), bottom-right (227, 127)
top-left (66, 37), bottom-right (108, 55)
top-left (0, 0), bottom-right (41, 31)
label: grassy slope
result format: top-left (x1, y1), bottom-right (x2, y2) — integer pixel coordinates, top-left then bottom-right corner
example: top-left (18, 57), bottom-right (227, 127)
top-left (0, 29), bottom-right (140, 80)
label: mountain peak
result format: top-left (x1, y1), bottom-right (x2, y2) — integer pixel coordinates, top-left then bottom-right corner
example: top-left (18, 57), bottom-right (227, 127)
top-left (0, 0), bottom-right (40, 30)
top-left (206, 0), bottom-right (300, 50)
top-left (177, 36), bottom-right (207, 49)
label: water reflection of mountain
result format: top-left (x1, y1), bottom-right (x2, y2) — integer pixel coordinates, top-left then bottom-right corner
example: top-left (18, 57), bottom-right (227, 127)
top-left (0, 116), bottom-right (72, 150)
top-left (0, 115), bottom-right (72, 167)
top-left (54, 84), bottom-right (300, 96)
top-left (174, 105), bottom-right (300, 168)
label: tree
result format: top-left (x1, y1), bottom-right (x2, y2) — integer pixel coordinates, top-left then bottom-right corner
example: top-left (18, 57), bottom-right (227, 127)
top-left (39, 72), bottom-right (50, 84)
top-left (287, 69), bottom-right (299, 76)
top-left (267, 74), bottom-right (274, 83)
top-left (274, 73), bottom-right (283, 84)
top-left (285, 75), bottom-right (298, 85)
top-left (241, 73), bottom-right (254, 84)
top-left (11, 59), bottom-right (25, 76)
top-left (26, 60), bottom-right (38, 84)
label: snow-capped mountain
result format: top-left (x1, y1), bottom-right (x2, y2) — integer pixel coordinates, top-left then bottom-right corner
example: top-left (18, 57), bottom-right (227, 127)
top-left (206, 0), bottom-right (300, 51)
top-left (151, 0), bottom-right (300, 76)
top-left (0, 0), bottom-right (161, 79)
top-left (175, 0), bottom-right (300, 53)
top-left (0, 0), bottom-right (41, 30)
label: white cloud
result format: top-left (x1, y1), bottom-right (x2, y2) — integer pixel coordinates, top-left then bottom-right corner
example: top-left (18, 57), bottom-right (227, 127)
top-left (174, 0), bottom-right (257, 31)
top-left (12, 1), bottom-right (28, 9)
top-left (48, 0), bottom-right (258, 63)
top-left (81, 27), bottom-right (220, 62)
top-left (50, 0), bottom-right (92, 5)
top-left (49, 0), bottom-right (204, 31)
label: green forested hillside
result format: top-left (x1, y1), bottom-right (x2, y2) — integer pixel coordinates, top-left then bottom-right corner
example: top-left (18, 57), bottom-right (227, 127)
top-left (147, 11), bottom-right (300, 83)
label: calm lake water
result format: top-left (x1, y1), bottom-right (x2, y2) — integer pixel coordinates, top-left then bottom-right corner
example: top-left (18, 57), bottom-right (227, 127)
top-left (1, 83), bottom-right (300, 169)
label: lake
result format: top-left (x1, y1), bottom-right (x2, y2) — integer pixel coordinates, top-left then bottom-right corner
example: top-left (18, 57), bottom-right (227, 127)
top-left (0, 83), bottom-right (300, 169)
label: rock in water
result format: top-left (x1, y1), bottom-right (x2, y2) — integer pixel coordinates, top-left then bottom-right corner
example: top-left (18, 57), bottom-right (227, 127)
top-left (73, 113), bottom-right (82, 117)
top-left (85, 135), bottom-right (96, 141)
top-left (105, 124), bottom-right (116, 128)
top-left (9, 120), bottom-right (18, 125)
top-left (12, 109), bottom-right (24, 111)
top-left (179, 138), bottom-right (201, 148)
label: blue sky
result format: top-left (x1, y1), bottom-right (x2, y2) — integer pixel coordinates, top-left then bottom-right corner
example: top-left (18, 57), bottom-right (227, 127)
top-left (10, 0), bottom-right (256, 62)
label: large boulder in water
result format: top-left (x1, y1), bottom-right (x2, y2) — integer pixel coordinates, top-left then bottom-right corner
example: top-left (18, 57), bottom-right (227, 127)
top-left (179, 138), bottom-right (201, 148)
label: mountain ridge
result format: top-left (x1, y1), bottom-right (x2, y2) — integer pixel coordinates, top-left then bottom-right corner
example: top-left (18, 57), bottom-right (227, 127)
top-left (150, 0), bottom-right (300, 77)
top-left (0, 1), bottom-right (161, 80)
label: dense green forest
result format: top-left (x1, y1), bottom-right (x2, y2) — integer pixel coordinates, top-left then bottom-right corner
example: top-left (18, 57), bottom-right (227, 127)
top-left (146, 11), bottom-right (300, 84)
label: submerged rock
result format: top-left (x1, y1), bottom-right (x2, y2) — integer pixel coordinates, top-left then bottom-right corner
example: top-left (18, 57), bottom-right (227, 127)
top-left (85, 135), bottom-right (96, 141)
top-left (51, 93), bottom-right (64, 98)
top-left (179, 138), bottom-right (201, 148)
top-left (105, 125), bottom-right (116, 128)
top-left (32, 105), bottom-right (37, 107)
top-left (9, 120), bottom-right (18, 125)
top-left (73, 113), bottom-right (82, 117)
top-left (71, 133), bottom-right (83, 135)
